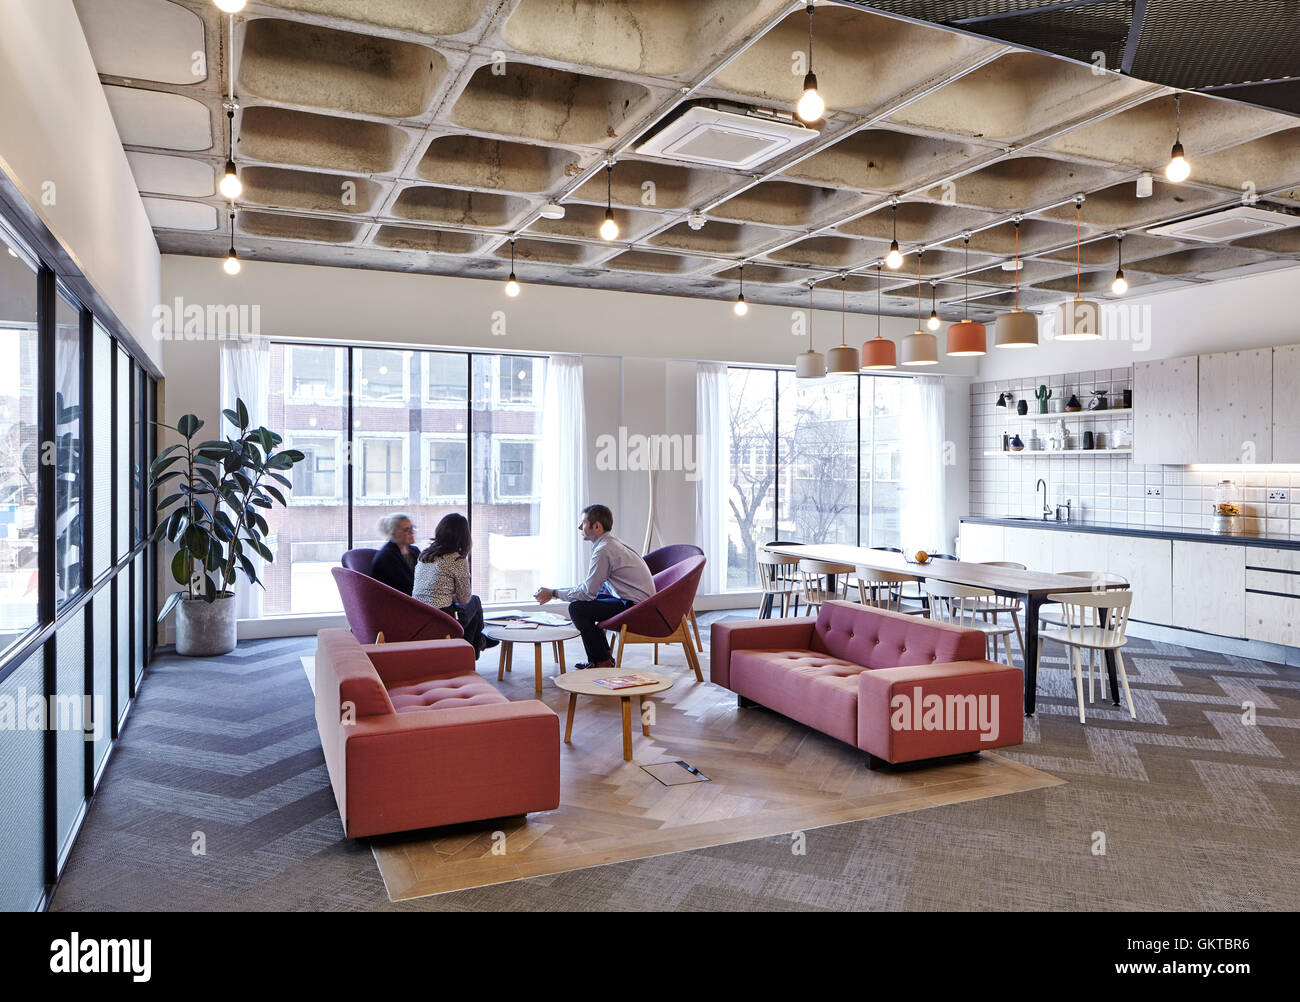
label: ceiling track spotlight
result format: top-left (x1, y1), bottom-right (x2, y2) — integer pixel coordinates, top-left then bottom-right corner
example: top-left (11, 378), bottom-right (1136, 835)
top-left (885, 197), bottom-right (903, 269)
top-left (223, 211), bottom-right (240, 275)
top-left (796, 4), bottom-right (825, 124)
top-left (795, 283), bottom-right (825, 378)
top-left (946, 232), bottom-right (987, 357)
top-left (599, 161), bottom-right (619, 241)
top-left (505, 237), bottom-right (520, 297)
top-left (994, 217), bottom-right (1038, 349)
top-left (827, 274), bottom-right (860, 374)
top-left (861, 262), bottom-right (897, 370)
top-left (734, 262), bottom-right (748, 316)
top-left (1112, 231), bottom-right (1128, 295)
top-left (900, 250), bottom-right (938, 366)
top-left (1166, 92), bottom-right (1190, 183)
top-left (1057, 194), bottom-right (1101, 340)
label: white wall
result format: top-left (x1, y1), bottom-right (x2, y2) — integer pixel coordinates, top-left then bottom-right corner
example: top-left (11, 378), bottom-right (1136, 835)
top-left (0, 0), bottom-right (162, 364)
top-left (159, 254), bottom-right (973, 620)
top-left (975, 267), bottom-right (1300, 382)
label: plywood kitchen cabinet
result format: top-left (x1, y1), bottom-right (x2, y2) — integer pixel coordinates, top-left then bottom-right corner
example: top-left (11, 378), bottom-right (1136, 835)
top-left (957, 523), bottom-right (1004, 563)
top-left (1244, 547), bottom-right (1300, 646)
top-left (1133, 356), bottom-right (1198, 465)
top-left (1197, 348), bottom-right (1273, 464)
top-left (1003, 526), bottom-right (1047, 571)
top-left (1273, 345), bottom-right (1300, 461)
top-left (1050, 531), bottom-right (1097, 573)
top-left (1105, 535), bottom-right (1172, 624)
top-left (1171, 541), bottom-right (1245, 637)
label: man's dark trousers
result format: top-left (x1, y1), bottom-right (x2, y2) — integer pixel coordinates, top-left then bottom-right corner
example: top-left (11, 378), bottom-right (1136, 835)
top-left (567, 597), bottom-right (634, 663)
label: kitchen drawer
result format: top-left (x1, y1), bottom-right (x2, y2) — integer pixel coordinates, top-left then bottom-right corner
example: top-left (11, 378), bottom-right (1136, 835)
top-left (1243, 548), bottom-right (1300, 573)
top-left (1245, 568), bottom-right (1300, 595)
top-left (1246, 592), bottom-right (1300, 646)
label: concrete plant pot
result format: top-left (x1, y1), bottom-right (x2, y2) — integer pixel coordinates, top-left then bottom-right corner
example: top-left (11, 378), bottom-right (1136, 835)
top-left (175, 594), bottom-right (238, 657)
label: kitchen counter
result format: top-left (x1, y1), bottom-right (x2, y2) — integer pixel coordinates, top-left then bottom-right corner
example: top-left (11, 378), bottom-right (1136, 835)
top-left (960, 515), bottom-right (1300, 551)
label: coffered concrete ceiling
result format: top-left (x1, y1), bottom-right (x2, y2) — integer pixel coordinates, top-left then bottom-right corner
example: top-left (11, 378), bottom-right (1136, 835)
top-left (75, 0), bottom-right (1300, 321)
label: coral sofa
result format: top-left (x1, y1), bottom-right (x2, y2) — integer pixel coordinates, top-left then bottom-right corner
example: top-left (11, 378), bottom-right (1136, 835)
top-left (314, 628), bottom-right (560, 838)
top-left (710, 601), bottom-right (1023, 766)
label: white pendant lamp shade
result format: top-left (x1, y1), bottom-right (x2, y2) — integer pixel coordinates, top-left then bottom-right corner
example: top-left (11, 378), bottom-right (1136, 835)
top-left (995, 309), bottom-right (1038, 348)
top-left (795, 349), bottom-right (826, 378)
top-left (900, 330), bottom-right (939, 366)
top-left (1056, 296), bottom-right (1102, 340)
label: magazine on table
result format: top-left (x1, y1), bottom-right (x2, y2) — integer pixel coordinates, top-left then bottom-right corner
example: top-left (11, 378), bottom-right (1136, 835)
top-left (592, 674), bottom-right (658, 690)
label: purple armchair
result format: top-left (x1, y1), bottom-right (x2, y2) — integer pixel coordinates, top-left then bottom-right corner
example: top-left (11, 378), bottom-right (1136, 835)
top-left (331, 567), bottom-right (463, 645)
top-left (643, 544), bottom-right (705, 652)
top-left (599, 555), bottom-right (706, 681)
top-left (341, 548), bottom-right (377, 576)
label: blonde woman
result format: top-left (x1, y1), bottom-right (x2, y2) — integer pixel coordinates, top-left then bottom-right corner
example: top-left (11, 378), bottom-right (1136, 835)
top-left (371, 513), bottom-right (419, 595)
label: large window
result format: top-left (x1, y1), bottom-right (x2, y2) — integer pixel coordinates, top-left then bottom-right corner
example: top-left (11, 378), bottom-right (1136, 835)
top-left (726, 368), bottom-right (907, 590)
top-left (257, 344), bottom-right (547, 615)
top-left (0, 244), bottom-right (39, 650)
top-left (54, 288), bottom-right (82, 607)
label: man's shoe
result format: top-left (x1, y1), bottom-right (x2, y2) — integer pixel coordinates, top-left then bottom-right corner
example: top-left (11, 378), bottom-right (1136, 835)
top-left (574, 659), bottom-right (616, 670)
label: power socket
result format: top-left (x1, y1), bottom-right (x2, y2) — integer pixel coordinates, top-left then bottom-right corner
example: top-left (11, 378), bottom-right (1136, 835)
top-left (1268, 489), bottom-right (1289, 501)
top-left (1145, 487), bottom-right (1162, 498)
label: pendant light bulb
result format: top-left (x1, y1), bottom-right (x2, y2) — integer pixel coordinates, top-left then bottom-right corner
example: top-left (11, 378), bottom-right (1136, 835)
top-left (795, 6), bottom-right (824, 123)
top-left (926, 283), bottom-right (940, 330)
top-left (1111, 270), bottom-right (1128, 296)
top-left (734, 295), bottom-right (748, 317)
top-left (885, 200), bottom-right (902, 268)
top-left (504, 239), bottom-right (520, 296)
top-left (797, 74), bottom-right (825, 123)
top-left (600, 208), bottom-right (619, 241)
top-left (219, 160), bottom-right (242, 200)
top-left (224, 247), bottom-right (240, 276)
top-left (1165, 94), bottom-right (1190, 182)
top-left (214, 0), bottom-right (246, 12)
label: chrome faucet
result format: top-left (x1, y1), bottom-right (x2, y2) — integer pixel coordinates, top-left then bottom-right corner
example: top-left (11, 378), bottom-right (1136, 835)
top-left (1037, 478), bottom-right (1050, 520)
top-left (1055, 499), bottom-right (1072, 522)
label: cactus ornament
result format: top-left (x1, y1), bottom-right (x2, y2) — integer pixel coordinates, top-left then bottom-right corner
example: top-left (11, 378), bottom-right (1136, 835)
top-left (1035, 384), bottom-right (1052, 413)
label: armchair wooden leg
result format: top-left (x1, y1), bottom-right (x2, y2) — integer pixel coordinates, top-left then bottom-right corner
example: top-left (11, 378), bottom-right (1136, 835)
top-left (615, 626), bottom-right (628, 668)
top-left (682, 617), bottom-right (703, 682)
top-left (689, 609), bottom-right (703, 652)
top-left (498, 641), bottom-right (507, 682)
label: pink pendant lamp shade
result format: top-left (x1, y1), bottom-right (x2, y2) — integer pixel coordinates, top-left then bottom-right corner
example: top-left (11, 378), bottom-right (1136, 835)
top-left (946, 233), bottom-right (987, 356)
top-left (861, 263), bottom-right (896, 369)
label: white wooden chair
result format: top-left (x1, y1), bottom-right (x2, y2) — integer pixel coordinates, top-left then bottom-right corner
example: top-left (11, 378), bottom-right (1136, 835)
top-left (1039, 571), bottom-right (1130, 629)
top-left (1040, 589), bottom-right (1137, 723)
top-left (797, 558), bottom-right (855, 615)
top-left (853, 567), bottom-right (920, 614)
top-left (757, 549), bottom-right (802, 618)
top-left (923, 578), bottom-right (1022, 667)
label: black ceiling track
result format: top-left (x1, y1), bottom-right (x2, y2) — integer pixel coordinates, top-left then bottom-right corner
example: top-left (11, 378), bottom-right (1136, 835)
top-left (836, 0), bottom-right (1300, 118)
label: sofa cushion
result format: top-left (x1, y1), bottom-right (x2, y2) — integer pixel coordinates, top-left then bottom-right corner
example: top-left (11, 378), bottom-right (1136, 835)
top-left (730, 649), bottom-right (864, 746)
top-left (387, 674), bottom-right (510, 713)
top-left (810, 600), bottom-right (986, 668)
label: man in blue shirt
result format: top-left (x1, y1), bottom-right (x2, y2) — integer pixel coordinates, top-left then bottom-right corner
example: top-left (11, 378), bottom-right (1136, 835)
top-left (535, 504), bottom-right (655, 669)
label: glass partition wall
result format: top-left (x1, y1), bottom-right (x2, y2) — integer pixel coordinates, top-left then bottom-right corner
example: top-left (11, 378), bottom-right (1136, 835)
top-left (726, 368), bottom-right (907, 590)
top-left (0, 217), bottom-right (157, 912)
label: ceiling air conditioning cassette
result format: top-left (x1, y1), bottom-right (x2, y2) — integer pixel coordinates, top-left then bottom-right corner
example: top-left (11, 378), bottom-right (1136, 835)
top-left (637, 103), bottom-right (818, 170)
top-left (1146, 204), bottom-right (1300, 243)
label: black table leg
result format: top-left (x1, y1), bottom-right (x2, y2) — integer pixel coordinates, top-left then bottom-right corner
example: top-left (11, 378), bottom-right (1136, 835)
top-left (1103, 609), bottom-right (1121, 706)
top-left (759, 593), bottom-right (773, 619)
top-left (1023, 592), bottom-right (1041, 716)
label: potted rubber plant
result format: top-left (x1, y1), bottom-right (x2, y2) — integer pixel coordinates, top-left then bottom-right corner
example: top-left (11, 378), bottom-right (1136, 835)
top-left (151, 399), bottom-right (304, 656)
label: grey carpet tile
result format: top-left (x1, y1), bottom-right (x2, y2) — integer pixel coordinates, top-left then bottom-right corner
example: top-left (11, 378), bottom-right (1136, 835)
top-left (49, 613), bottom-right (1300, 912)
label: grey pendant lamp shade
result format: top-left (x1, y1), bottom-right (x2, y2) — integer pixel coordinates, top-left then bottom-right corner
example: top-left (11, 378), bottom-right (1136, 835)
top-left (826, 275), bottom-right (861, 374)
top-left (861, 263), bottom-right (896, 369)
top-left (795, 284), bottom-right (826, 378)
top-left (994, 219), bottom-right (1039, 349)
top-left (899, 250), bottom-right (938, 366)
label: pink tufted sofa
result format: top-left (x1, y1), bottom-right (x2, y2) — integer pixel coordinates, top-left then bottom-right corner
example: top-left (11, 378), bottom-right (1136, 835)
top-left (314, 628), bottom-right (560, 838)
top-left (710, 601), bottom-right (1023, 765)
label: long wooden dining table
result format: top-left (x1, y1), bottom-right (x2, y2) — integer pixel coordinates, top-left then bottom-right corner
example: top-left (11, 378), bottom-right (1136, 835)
top-left (763, 543), bottom-right (1121, 716)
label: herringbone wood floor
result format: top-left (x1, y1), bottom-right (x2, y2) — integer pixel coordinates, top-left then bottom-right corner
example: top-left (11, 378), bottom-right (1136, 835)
top-left (48, 613), bottom-right (1300, 911)
top-left (368, 638), bottom-right (1057, 899)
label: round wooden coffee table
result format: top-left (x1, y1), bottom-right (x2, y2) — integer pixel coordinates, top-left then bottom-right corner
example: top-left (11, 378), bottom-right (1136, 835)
top-left (484, 623), bottom-right (580, 695)
top-left (553, 669), bottom-right (674, 761)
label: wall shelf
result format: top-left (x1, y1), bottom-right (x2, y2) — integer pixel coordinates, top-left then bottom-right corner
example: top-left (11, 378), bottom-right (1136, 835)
top-left (1004, 407), bottom-right (1133, 421)
top-left (984, 448), bottom-right (1133, 457)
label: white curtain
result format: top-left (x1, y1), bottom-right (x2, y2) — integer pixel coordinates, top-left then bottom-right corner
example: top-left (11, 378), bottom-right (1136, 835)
top-left (901, 374), bottom-right (949, 556)
top-left (540, 355), bottom-right (588, 586)
top-left (695, 363), bottom-right (730, 595)
top-left (220, 336), bottom-right (271, 619)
